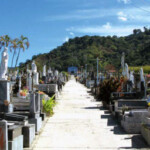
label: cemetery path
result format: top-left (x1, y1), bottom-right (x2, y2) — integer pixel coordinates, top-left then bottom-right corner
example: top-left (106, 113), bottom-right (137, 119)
top-left (33, 78), bottom-right (149, 150)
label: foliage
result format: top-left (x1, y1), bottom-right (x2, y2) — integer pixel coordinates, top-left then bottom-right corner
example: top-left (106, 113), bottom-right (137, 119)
top-left (42, 95), bottom-right (56, 116)
top-left (98, 77), bottom-right (121, 104)
top-left (129, 66), bottom-right (150, 74)
top-left (18, 27), bottom-right (150, 72)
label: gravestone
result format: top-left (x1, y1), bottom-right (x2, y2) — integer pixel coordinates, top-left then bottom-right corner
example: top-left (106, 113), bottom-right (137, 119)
top-left (121, 109), bottom-right (149, 134)
top-left (32, 61), bottom-right (39, 85)
top-left (0, 47), bottom-right (8, 80)
top-left (29, 92), bottom-right (42, 133)
top-left (0, 81), bottom-right (11, 112)
top-left (0, 120), bottom-right (8, 150)
top-left (42, 65), bottom-right (46, 83)
top-left (141, 108), bottom-right (150, 145)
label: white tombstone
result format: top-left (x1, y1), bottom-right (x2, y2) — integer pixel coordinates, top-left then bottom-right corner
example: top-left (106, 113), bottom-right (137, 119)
top-left (33, 73), bottom-right (39, 85)
top-left (19, 75), bottom-right (21, 92)
top-left (43, 65), bottom-right (46, 77)
top-left (125, 63), bottom-right (129, 79)
top-left (31, 61), bottom-right (39, 85)
top-left (27, 70), bottom-right (32, 91)
top-left (32, 61), bottom-right (37, 74)
top-left (54, 70), bottom-right (59, 78)
top-left (48, 67), bottom-right (52, 74)
top-left (121, 52), bottom-right (125, 76)
top-left (0, 47), bottom-right (8, 80)
top-left (140, 68), bottom-right (145, 83)
top-left (129, 71), bottom-right (134, 86)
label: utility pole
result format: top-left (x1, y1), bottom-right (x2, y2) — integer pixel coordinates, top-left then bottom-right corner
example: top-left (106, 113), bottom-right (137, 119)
top-left (97, 57), bottom-right (99, 86)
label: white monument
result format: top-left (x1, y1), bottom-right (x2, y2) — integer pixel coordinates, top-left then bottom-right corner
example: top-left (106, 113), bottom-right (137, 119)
top-left (121, 52), bottom-right (125, 76)
top-left (125, 63), bottom-right (129, 79)
top-left (140, 68), bottom-right (145, 83)
top-left (0, 47), bottom-right (8, 80)
top-left (32, 61), bottom-right (37, 74)
top-left (27, 69), bottom-right (32, 91)
top-left (54, 70), bottom-right (59, 77)
top-left (32, 61), bottom-right (39, 85)
top-left (129, 71), bottom-right (134, 85)
top-left (43, 65), bottom-right (46, 77)
top-left (48, 67), bottom-right (52, 74)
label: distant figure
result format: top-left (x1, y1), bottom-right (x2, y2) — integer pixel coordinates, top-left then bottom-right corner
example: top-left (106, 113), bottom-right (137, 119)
top-left (0, 47), bottom-right (8, 80)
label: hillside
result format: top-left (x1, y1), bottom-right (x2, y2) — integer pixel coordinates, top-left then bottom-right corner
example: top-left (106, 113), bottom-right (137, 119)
top-left (19, 27), bottom-right (150, 72)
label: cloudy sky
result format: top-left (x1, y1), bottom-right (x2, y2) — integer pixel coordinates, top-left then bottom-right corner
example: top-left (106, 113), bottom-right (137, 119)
top-left (0, 0), bottom-right (150, 66)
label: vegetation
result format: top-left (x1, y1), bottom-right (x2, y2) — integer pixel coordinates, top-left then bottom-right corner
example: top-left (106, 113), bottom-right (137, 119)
top-left (0, 35), bottom-right (29, 69)
top-left (129, 66), bottom-right (150, 74)
top-left (19, 27), bottom-right (150, 72)
top-left (98, 77), bottom-right (121, 105)
top-left (42, 95), bottom-right (56, 116)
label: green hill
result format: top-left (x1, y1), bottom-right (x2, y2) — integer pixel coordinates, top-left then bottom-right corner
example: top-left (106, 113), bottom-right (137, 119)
top-left (19, 27), bottom-right (150, 72)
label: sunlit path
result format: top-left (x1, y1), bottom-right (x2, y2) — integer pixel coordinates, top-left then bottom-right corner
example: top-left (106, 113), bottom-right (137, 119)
top-left (33, 78), bottom-right (147, 150)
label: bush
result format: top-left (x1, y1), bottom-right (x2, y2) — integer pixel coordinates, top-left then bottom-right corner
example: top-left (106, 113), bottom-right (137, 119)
top-left (42, 95), bottom-right (56, 116)
top-left (98, 77), bottom-right (121, 105)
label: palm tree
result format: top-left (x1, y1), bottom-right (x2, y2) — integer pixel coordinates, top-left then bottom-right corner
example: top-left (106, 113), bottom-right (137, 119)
top-left (10, 38), bottom-right (19, 68)
top-left (15, 35), bottom-right (29, 68)
top-left (0, 35), bottom-right (11, 50)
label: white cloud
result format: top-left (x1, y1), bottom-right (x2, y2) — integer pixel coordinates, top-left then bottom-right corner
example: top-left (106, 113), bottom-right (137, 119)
top-left (102, 22), bottom-right (112, 29)
top-left (64, 37), bottom-right (69, 42)
top-left (69, 32), bottom-right (74, 36)
top-left (43, 9), bottom-right (116, 21)
top-left (118, 0), bottom-right (131, 4)
top-left (43, 6), bottom-right (150, 24)
top-left (66, 24), bottom-right (143, 36)
top-left (117, 11), bottom-right (127, 21)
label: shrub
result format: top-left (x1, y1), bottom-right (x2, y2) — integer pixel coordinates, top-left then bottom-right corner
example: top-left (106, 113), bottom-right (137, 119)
top-left (98, 77), bottom-right (121, 105)
top-left (42, 95), bottom-right (56, 116)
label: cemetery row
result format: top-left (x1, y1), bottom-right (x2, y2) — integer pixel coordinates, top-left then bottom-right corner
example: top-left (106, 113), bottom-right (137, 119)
top-left (77, 53), bottom-right (150, 146)
top-left (0, 47), bottom-right (69, 150)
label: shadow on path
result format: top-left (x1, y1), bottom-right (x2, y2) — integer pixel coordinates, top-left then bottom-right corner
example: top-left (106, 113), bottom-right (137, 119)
top-left (100, 109), bottom-right (149, 149)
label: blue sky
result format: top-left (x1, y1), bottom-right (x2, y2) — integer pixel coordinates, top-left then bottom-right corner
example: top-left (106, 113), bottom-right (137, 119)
top-left (0, 0), bottom-right (150, 66)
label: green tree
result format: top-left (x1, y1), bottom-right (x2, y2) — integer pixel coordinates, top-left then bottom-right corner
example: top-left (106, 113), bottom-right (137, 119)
top-left (15, 35), bottom-right (29, 68)
top-left (10, 38), bottom-right (19, 67)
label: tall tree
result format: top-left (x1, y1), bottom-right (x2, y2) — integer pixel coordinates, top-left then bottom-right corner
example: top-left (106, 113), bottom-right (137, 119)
top-left (15, 35), bottom-right (29, 68)
top-left (0, 35), bottom-right (11, 49)
top-left (10, 38), bottom-right (19, 68)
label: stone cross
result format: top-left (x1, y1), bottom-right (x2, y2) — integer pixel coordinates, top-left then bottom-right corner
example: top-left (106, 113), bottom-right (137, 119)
top-left (0, 47), bottom-right (8, 80)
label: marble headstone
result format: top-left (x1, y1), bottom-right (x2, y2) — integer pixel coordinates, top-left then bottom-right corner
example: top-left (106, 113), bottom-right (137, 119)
top-left (0, 47), bottom-right (8, 80)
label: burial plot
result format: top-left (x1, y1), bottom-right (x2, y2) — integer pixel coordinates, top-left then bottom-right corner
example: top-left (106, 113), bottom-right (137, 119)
top-left (141, 108), bottom-right (150, 145)
top-left (121, 109), bottom-right (149, 134)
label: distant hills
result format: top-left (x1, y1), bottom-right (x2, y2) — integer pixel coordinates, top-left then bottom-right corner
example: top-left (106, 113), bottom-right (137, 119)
top-left (19, 27), bottom-right (150, 72)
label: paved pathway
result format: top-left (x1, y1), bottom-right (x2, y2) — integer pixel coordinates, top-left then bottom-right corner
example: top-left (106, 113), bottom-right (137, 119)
top-left (33, 78), bottom-right (149, 150)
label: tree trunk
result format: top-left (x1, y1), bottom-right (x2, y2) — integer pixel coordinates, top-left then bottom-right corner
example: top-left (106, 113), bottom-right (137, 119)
top-left (11, 49), bottom-right (16, 68)
top-left (15, 48), bottom-right (21, 68)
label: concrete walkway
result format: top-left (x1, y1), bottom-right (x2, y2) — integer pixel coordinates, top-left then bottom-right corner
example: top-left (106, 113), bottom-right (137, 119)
top-left (33, 78), bottom-right (149, 150)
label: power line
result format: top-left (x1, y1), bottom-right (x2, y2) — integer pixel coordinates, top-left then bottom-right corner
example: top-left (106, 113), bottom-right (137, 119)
top-left (130, 1), bottom-right (150, 13)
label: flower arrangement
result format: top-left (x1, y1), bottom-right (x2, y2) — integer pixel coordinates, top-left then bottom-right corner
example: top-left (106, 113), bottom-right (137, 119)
top-left (19, 87), bottom-right (29, 97)
top-left (20, 90), bottom-right (27, 97)
top-left (39, 80), bottom-right (44, 84)
top-left (38, 91), bottom-right (45, 95)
